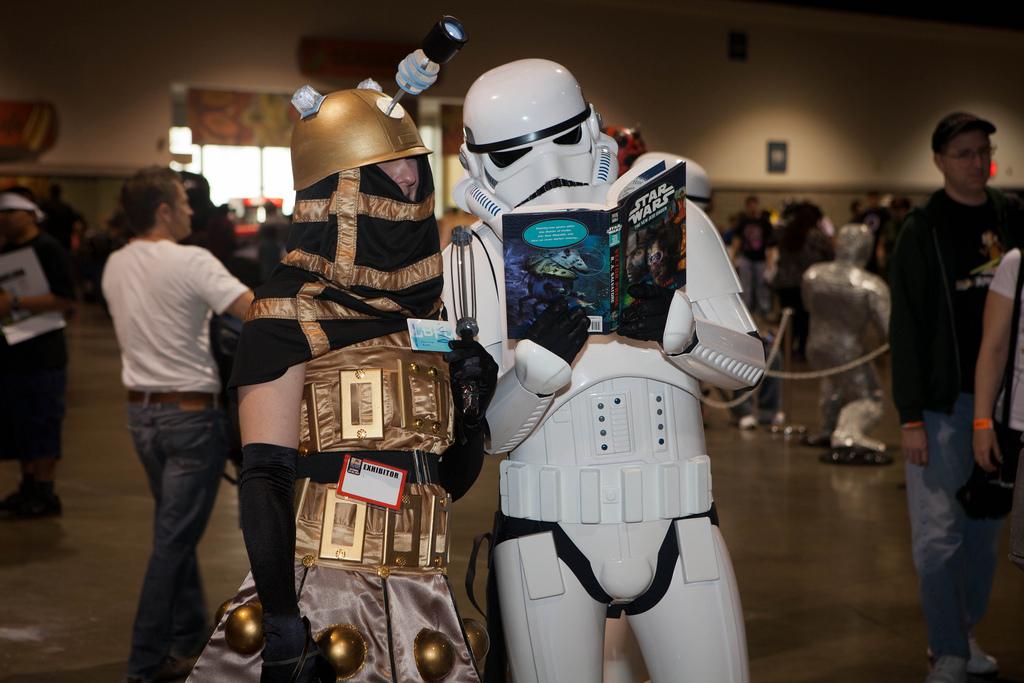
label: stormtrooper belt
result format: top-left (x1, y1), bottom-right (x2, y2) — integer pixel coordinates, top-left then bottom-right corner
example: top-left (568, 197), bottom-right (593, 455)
top-left (499, 456), bottom-right (712, 524)
top-left (294, 480), bottom-right (451, 574)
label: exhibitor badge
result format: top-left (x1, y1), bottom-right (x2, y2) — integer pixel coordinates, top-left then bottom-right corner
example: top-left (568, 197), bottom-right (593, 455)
top-left (337, 455), bottom-right (408, 510)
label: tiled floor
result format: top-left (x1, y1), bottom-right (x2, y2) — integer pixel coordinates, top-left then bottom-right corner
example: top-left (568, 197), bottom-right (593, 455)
top-left (0, 306), bottom-right (1021, 682)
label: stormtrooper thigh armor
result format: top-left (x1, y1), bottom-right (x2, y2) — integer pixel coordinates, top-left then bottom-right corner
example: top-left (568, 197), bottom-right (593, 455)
top-left (495, 518), bottom-right (747, 683)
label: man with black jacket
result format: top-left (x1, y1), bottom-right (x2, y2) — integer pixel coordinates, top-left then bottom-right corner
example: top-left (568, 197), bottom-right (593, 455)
top-left (889, 112), bottom-right (1023, 683)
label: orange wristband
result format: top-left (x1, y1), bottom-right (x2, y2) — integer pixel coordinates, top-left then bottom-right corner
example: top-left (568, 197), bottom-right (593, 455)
top-left (973, 418), bottom-right (994, 431)
top-left (901, 421), bottom-right (924, 430)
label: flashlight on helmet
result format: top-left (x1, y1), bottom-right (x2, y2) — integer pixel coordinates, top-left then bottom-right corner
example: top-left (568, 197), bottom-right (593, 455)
top-left (386, 15), bottom-right (468, 115)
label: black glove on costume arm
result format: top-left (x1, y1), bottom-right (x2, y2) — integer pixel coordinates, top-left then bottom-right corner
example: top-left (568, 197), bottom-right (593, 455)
top-left (617, 284), bottom-right (675, 342)
top-left (525, 299), bottom-right (590, 366)
top-left (445, 339), bottom-right (499, 433)
top-left (441, 339), bottom-right (498, 500)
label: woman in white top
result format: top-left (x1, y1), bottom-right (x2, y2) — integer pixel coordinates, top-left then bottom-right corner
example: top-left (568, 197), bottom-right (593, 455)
top-left (974, 247), bottom-right (1024, 574)
top-left (974, 247), bottom-right (1024, 470)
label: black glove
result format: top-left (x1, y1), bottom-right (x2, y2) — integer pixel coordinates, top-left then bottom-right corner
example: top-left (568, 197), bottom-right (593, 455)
top-left (445, 339), bottom-right (498, 433)
top-left (617, 284), bottom-right (675, 342)
top-left (525, 299), bottom-right (590, 366)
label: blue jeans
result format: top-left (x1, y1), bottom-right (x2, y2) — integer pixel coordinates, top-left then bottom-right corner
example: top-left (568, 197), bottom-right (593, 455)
top-left (736, 256), bottom-right (772, 318)
top-left (905, 393), bottom-right (1002, 658)
top-left (127, 403), bottom-right (227, 677)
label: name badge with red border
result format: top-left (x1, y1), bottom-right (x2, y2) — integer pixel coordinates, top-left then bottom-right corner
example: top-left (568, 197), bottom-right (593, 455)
top-left (337, 454), bottom-right (408, 510)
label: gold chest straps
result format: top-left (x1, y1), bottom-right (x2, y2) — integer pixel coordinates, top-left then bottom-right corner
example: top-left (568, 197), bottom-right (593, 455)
top-left (299, 333), bottom-right (455, 456)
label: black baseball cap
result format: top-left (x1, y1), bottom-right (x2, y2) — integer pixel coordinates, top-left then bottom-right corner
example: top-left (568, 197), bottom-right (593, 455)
top-left (931, 112), bottom-right (996, 152)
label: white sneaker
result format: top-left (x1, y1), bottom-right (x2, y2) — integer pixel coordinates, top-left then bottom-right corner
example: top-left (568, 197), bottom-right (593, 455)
top-left (926, 637), bottom-right (999, 677)
top-left (926, 656), bottom-right (967, 683)
top-left (967, 636), bottom-right (998, 676)
top-left (738, 415), bottom-right (758, 430)
top-left (770, 411), bottom-right (787, 427)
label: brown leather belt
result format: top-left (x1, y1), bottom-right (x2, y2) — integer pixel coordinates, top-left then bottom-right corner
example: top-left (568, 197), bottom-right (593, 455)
top-left (127, 391), bottom-right (217, 409)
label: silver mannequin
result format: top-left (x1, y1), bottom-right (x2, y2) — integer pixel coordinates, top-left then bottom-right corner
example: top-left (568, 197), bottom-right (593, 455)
top-left (802, 223), bottom-right (890, 453)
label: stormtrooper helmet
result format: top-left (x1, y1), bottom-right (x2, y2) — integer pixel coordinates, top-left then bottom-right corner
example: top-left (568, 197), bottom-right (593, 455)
top-left (634, 152), bottom-right (712, 210)
top-left (456, 59), bottom-right (618, 218)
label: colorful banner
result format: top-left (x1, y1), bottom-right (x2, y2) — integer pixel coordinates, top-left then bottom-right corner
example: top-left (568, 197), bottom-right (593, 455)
top-left (0, 101), bottom-right (58, 160)
top-left (187, 89), bottom-right (298, 147)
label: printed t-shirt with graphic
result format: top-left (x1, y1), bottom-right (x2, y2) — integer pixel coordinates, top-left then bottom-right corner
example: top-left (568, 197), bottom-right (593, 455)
top-left (735, 212), bottom-right (775, 262)
top-left (945, 191), bottom-right (1001, 393)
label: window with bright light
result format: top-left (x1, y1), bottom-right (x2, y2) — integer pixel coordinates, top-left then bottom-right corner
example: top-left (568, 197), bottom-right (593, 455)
top-left (201, 145), bottom-right (262, 208)
top-left (167, 128), bottom-right (297, 216)
top-left (168, 126), bottom-right (202, 174)
top-left (262, 147), bottom-right (294, 215)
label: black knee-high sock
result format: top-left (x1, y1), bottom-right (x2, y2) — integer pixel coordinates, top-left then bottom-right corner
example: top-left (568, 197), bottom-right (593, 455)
top-left (239, 443), bottom-right (299, 617)
top-left (238, 443), bottom-right (309, 659)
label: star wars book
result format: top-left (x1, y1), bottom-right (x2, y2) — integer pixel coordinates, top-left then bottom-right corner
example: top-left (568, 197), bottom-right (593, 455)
top-left (503, 161), bottom-right (686, 338)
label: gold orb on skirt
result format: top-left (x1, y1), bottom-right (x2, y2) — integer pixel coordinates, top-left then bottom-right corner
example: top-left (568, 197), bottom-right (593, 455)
top-left (462, 618), bottom-right (489, 664)
top-left (214, 598), bottom-right (234, 626)
top-left (224, 601), bottom-right (264, 655)
top-left (315, 624), bottom-right (367, 680)
top-left (414, 629), bottom-right (455, 681)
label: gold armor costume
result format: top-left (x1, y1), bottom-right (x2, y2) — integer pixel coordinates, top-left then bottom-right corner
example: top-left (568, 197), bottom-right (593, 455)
top-left (188, 87), bottom-right (481, 682)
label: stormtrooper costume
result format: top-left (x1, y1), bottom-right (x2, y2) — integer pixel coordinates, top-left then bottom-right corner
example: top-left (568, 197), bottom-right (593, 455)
top-left (802, 223), bottom-right (890, 454)
top-left (443, 59), bottom-right (765, 682)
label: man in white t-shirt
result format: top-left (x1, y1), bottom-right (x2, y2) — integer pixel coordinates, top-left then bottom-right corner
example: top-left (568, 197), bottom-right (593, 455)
top-left (102, 166), bottom-right (253, 683)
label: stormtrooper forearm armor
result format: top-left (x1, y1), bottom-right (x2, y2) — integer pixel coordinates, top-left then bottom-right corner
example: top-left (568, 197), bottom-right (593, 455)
top-left (663, 291), bottom-right (765, 390)
top-left (485, 340), bottom-right (569, 453)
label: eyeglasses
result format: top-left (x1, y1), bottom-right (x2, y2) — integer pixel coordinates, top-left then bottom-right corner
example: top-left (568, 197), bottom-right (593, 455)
top-left (944, 145), bottom-right (996, 162)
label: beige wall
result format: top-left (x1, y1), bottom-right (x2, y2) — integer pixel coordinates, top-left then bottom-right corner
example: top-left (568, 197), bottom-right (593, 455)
top-left (2, 0), bottom-right (1021, 205)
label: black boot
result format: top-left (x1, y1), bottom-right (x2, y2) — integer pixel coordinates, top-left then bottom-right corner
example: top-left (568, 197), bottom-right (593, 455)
top-left (0, 475), bottom-right (35, 513)
top-left (16, 480), bottom-right (62, 518)
top-left (260, 616), bottom-right (333, 683)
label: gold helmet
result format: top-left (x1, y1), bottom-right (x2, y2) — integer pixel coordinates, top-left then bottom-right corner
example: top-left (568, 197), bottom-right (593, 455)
top-left (290, 87), bottom-right (430, 191)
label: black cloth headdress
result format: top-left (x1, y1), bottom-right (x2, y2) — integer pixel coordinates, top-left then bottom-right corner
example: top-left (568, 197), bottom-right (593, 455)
top-left (231, 156), bottom-right (443, 387)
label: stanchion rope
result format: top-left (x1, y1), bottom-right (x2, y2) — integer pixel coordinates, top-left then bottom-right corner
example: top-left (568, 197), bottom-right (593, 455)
top-left (697, 308), bottom-right (890, 409)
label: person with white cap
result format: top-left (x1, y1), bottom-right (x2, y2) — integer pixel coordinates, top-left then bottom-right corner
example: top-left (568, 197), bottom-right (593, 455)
top-left (0, 189), bottom-right (75, 517)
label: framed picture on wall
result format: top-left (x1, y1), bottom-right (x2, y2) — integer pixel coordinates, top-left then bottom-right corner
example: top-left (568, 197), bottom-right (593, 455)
top-left (767, 140), bottom-right (787, 174)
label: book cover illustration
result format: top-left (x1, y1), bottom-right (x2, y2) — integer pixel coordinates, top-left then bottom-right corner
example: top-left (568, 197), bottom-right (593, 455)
top-left (619, 161), bottom-right (687, 310)
top-left (502, 210), bottom-right (614, 339)
top-left (502, 161), bottom-right (686, 338)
